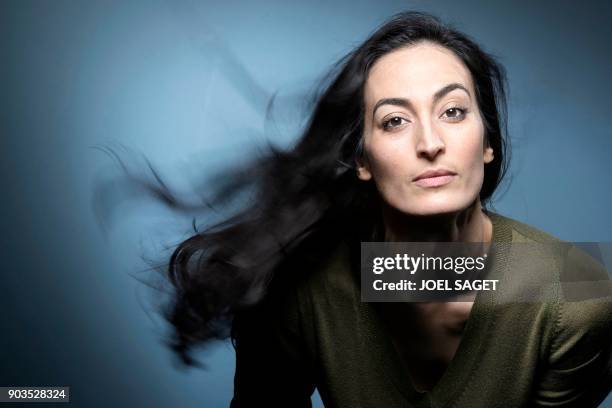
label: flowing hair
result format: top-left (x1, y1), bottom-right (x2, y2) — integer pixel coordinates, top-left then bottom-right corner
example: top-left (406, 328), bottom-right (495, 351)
top-left (94, 11), bottom-right (510, 367)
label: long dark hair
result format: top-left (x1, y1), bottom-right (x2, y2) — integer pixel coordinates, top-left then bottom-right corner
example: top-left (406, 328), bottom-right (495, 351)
top-left (96, 11), bottom-right (510, 367)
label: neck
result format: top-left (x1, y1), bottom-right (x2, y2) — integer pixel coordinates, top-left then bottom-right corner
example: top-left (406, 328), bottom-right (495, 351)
top-left (381, 199), bottom-right (492, 243)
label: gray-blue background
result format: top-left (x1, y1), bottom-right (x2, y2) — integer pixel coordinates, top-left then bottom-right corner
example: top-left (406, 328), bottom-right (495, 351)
top-left (2, 0), bottom-right (611, 406)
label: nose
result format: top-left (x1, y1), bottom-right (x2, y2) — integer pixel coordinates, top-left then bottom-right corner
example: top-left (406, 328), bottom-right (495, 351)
top-left (415, 120), bottom-right (445, 160)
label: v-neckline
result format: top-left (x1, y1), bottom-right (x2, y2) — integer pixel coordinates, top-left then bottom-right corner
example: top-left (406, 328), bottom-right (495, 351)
top-left (359, 210), bottom-right (513, 407)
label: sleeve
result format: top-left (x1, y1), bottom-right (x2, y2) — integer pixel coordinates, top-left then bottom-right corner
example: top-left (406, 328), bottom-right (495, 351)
top-left (229, 283), bottom-right (317, 407)
top-left (533, 246), bottom-right (612, 407)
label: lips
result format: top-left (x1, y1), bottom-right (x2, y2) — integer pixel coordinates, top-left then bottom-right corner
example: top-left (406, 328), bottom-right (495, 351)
top-left (413, 168), bottom-right (457, 181)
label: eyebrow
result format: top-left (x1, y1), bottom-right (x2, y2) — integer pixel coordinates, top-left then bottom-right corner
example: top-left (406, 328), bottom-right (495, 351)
top-left (371, 83), bottom-right (471, 119)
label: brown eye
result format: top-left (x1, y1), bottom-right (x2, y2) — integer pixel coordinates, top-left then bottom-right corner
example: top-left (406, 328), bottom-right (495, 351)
top-left (382, 116), bottom-right (408, 130)
top-left (442, 107), bottom-right (467, 121)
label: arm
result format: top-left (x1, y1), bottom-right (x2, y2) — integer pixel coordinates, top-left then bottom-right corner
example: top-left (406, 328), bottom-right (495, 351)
top-left (533, 299), bottom-right (612, 407)
top-left (533, 247), bottom-right (612, 407)
top-left (229, 284), bottom-right (317, 407)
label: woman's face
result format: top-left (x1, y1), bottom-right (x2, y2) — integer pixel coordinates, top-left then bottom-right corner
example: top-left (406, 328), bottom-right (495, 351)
top-left (358, 41), bottom-right (494, 216)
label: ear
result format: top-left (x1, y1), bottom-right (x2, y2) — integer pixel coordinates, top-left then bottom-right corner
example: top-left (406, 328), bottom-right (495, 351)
top-left (483, 146), bottom-right (494, 164)
top-left (355, 156), bottom-right (372, 181)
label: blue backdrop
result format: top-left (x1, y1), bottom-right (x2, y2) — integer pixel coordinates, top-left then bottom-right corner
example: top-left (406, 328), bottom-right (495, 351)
top-left (2, 0), bottom-right (611, 406)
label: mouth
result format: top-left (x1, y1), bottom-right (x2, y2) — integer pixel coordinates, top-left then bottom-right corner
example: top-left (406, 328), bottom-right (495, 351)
top-left (413, 174), bottom-right (456, 188)
top-left (413, 169), bottom-right (457, 188)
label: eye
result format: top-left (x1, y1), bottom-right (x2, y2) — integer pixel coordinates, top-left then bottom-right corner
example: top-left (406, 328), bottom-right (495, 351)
top-left (441, 107), bottom-right (467, 121)
top-left (381, 116), bottom-right (409, 131)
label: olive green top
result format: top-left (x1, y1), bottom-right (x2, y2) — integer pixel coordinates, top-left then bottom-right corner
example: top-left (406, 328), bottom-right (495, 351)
top-left (230, 211), bottom-right (612, 407)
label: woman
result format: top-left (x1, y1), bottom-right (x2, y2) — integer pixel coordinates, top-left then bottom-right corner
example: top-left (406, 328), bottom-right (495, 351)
top-left (153, 11), bottom-right (611, 407)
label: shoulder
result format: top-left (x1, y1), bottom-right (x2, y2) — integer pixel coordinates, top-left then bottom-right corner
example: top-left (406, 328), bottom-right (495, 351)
top-left (488, 211), bottom-right (612, 331)
top-left (489, 211), bottom-right (609, 285)
top-left (488, 211), bottom-right (565, 243)
top-left (490, 214), bottom-right (612, 400)
top-left (262, 239), bottom-right (355, 321)
top-left (275, 239), bottom-right (356, 299)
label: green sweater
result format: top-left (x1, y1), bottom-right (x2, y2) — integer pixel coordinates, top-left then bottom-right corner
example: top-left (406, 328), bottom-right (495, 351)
top-left (230, 211), bottom-right (612, 407)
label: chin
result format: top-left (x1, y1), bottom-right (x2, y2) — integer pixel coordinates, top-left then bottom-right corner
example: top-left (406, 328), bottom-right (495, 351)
top-left (404, 205), bottom-right (458, 217)
top-left (400, 195), bottom-right (475, 217)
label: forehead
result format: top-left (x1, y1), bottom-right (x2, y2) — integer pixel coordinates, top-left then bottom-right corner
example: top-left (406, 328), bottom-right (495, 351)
top-left (364, 41), bottom-right (474, 105)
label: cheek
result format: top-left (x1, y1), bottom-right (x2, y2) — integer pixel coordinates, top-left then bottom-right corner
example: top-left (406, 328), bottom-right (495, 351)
top-left (365, 136), bottom-right (413, 179)
top-left (454, 123), bottom-right (486, 182)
